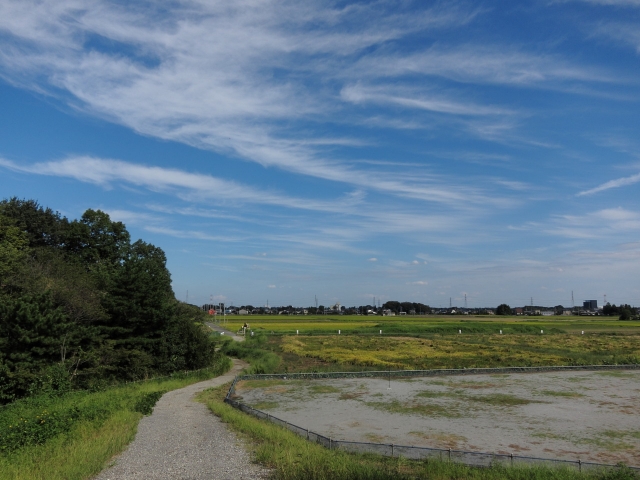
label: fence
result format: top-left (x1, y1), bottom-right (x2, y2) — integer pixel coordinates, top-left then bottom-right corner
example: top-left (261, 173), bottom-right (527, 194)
top-left (224, 365), bottom-right (640, 473)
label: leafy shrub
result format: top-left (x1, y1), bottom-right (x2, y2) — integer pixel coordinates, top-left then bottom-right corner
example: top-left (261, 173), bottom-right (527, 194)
top-left (133, 391), bottom-right (166, 416)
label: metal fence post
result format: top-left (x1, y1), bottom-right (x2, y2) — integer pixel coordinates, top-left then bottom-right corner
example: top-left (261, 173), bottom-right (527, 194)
top-left (510, 453), bottom-right (513, 467)
top-left (306, 428), bottom-right (309, 440)
top-left (578, 459), bottom-right (581, 472)
top-left (391, 444), bottom-right (394, 457)
top-left (448, 448), bottom-right (451, 461)
top-left (329, 438), bottom-right (332, 450)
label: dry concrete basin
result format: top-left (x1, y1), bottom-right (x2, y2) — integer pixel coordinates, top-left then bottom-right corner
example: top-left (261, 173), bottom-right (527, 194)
top-left (234, 369), bottom-right (640, 467)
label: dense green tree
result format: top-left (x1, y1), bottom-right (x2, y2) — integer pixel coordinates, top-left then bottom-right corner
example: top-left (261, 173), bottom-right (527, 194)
top-left (0, 198), bottom-right (69, 249)
top-left (0, 214), bottom-right (29, 290)
top-left (496, 304), bottom-right (512, 315)
top-left (0, 199), bottom-right (224, 400)
top-left (0, 293), bottom-right (72, 399)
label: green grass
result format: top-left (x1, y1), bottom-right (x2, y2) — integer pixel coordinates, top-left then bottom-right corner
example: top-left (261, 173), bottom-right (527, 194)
top-left (0, 356), bottom-right (232, 480)
top-left (364, 399), bottom-right (461, 418)
top-left (198, 383), bottom-right (639, 480)
top-left (465, 393), bottom-right (537, 407)
top-left (540, 390), bottom-right (585, 398)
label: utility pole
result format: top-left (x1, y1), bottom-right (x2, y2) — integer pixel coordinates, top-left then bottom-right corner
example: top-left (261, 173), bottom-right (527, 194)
top-left (464, 294), bottom-right (467, 309)
top-left (449, 297), bottom-right (452, 308)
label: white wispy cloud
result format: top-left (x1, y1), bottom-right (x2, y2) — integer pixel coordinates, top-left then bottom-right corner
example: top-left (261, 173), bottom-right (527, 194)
top-left (0, 0), bottom-right (613, 202)
top-left (0, 156), bottom-right (365, 213)
top-left (349, 45), bottom-right (614, 86)
top-left (545, 207), bottom-right (640, 238)
top-left (577, 172), bottom-right (640, 195)
top-left (341, 84), bottom-right (512, 116)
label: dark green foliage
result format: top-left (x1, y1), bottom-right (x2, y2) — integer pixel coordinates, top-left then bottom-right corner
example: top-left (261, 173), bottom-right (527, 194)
top-left (0, 198), bottom-right (69, 249)
top-left (0, 293), bottom-right (73, 400)
top-left (381, 301), bottom-right (431, 314)
top-left (496, 303), bottom-right (512, 315)
top-left (0, 198), bottom-right (218, 404)
top-left (134, 390), bottom-right (166, 415)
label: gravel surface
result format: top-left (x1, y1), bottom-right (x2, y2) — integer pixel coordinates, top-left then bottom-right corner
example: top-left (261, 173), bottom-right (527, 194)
top-left (94, 359), bottom-right (269, 480)
top-left (237, 369), bottom-right (640, 466)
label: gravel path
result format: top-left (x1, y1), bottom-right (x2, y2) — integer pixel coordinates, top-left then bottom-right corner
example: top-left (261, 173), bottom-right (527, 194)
top-left (94, 359), bottom-right (269, 480)
top-left (206, 322), bottom-right (246, 342)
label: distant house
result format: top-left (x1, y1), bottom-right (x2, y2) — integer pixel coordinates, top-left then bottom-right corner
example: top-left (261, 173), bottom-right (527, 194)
top-left (238, 309), bottom-right (249, 315)
top-left (514, 308), bottom-right (524, 315)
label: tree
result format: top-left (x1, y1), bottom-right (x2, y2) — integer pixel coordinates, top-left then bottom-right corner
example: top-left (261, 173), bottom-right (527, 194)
top-left (0, 293), bottom-right (73, 400)
top-left (0, 198), bottom-right (69, 249)
top-left (496, 304), bottom-right (512, 315)
top-left (0, 214), bottom-right (29, 290)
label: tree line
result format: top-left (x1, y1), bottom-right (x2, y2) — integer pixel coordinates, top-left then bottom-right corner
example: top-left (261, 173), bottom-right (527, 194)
top-left (0, 198), bottom-right (217, 404)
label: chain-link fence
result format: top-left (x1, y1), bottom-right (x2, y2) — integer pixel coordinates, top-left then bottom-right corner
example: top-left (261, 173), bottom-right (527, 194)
top-left (224, 365), bottom-right (640, 473)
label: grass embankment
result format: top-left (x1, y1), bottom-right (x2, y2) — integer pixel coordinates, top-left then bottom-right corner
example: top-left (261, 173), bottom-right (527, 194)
top-left (198, 383), bottom-right (639, 480)
top-left (0, 356), bottom-right (231, 480)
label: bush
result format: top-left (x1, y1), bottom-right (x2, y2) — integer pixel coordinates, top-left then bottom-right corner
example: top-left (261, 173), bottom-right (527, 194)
top-left (133, 391), bottom-right (166, 416)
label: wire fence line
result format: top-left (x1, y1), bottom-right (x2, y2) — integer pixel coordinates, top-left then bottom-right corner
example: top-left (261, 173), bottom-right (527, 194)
top-left (224, 365), bottom-right (640, 473)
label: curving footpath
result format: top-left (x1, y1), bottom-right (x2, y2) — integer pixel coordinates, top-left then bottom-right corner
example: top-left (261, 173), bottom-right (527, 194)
top-left (94, 359), bottom-right (269, 480)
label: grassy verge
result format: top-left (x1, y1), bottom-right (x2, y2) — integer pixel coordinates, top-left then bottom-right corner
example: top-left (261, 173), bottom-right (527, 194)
top-left (198, 384), bottom-right (638, 480)
top-left (220, 332), bottom-right (282, 374)
top-left (0, 356), bottom-right (232, 480)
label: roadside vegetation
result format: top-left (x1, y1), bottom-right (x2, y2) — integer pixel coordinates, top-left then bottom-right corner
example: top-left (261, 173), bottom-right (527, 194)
top-left (0, 356), bottom-right (230, 480)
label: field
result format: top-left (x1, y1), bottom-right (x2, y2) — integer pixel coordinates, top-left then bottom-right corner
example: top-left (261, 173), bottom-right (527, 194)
top-left (213, 314), bottom-right (640, 476)
top-left (216, 314), bottom-right (640, 337)
top-left (217, 315), bottom-right (640, 372)
top-left (279, 334), bottom-right (640, 369)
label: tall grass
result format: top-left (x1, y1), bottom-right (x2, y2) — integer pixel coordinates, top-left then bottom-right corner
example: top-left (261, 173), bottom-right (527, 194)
top-left (198, 384), bottom-right (638, 480)
top-left (0, 356), bottom-right (231, 480)
top-left (220, 332), bottom-right (282, 374)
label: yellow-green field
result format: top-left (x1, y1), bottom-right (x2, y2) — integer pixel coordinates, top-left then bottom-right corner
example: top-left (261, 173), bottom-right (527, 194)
top-left (278, 334), bottom-right (640, 369)
top-left (213, 314), bottom-right (640, 336)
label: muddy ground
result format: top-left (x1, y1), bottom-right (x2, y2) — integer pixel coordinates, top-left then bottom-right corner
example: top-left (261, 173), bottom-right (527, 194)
top-left (234, 370), bottom-right (640, 466)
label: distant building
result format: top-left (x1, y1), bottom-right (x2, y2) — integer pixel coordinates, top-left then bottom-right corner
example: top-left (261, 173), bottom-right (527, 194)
top-left (583, 300), bottom-right (598, 311)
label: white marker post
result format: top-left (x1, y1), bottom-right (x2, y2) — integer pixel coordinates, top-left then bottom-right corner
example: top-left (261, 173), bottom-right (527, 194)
top-left (338, 330), bottom-right (341, 335)
top-left (380, 330), bottom-right (382, 334)
top-left (500, 330), bottom-right (502, 334)
top-left (296, 330), bottom-right (299, 335)
top-left (459, 329), bottom-right (462, 334)
top-left (541, 330), bottom-right (544, 334)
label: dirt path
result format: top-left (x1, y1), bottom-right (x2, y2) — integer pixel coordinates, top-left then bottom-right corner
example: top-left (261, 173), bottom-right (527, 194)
top-left (94, 359), bottom-right (268, 479)
top-left (206, 322), bottom-right (246, 342)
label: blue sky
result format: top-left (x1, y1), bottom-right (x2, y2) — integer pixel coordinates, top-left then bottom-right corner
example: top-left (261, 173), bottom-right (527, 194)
top-left (1, 0), bottom-right (640, 309)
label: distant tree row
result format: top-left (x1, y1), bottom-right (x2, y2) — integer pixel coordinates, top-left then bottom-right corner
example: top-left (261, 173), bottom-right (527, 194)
top-left (602, 302), bottom-right (637, 320)
top-left (0, 198), bottom-right (218, 403)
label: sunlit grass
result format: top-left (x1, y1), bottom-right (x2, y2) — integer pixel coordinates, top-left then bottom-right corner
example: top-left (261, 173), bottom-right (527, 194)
top-left (279, 334), bottom-right (640, 370)
top-left (0, 358), bottom-right (231, 480)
